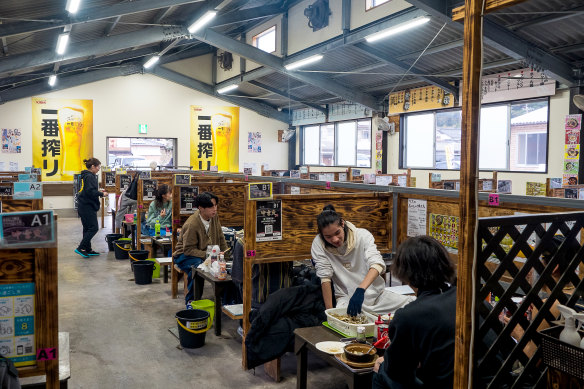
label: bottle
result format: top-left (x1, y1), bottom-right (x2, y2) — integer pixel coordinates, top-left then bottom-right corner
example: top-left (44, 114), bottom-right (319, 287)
top-left (133, 211), bottom-right (137, 224)
top-left (558, 304), bottom-right (582, 347)
top-left (375, 315), bottom-right (389, 341)
top-left (218, 253), bottom-right (227, 280)
top-left (211, 246), bottom-right (218, 264)
top-left (154, 219), bottom-right (161, 237)
top-left (355, 326), bottom-right (367, 343)
top-left (165, 227), bottom-right (170, 237)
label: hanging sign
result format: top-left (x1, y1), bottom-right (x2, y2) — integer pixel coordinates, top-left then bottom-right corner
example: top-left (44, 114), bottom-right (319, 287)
top-left (0, 282), bottom-right (36, 367)
top-left (174, 174), bottom-right (191, 186)
top-left (13, 183), bottom-right (42, 200)
top-left (180, 186), bottom-right (198, 213)
top-left (389, 86), bottom-right (455, 114)
top-left (0, 210), bottom-right (55, 247)
top-left (256, 200), bottom-right (282, 242)
top-left (142, 179), bottom-right (157, 201)
top-left (248, 183), bottom-right (272, 200)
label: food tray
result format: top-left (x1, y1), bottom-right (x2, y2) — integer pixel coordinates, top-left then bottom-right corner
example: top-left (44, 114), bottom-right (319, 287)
top-left (325, 308), bottom-right (376, 338)
top-left (539, 325), bottom-right (584, 380)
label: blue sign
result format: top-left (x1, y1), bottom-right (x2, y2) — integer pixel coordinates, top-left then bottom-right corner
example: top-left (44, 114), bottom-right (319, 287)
top-left (13, 182), bottom-right (42, 199)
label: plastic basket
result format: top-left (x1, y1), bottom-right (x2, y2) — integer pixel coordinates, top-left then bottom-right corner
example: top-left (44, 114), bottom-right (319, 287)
top-left (539, 325), bottom-right (584, 380)
top-left (324, 307), bottom-right (377, 337)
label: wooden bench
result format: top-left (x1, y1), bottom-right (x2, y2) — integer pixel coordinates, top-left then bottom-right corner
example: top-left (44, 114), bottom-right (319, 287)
top-left (154, 257), bottom-right (172, 283)
top-left (173, 264), bottom-right (188, 297)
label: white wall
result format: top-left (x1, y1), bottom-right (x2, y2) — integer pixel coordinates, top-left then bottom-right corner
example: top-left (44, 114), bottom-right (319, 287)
top-left (350, 0), bottom-right (412, 30)
top-left (387, 89), bottom-right (570, 195)
top-left (163, 54), bottom-right (213, 84)
top-left (0, 73), bottom-right (289, 208)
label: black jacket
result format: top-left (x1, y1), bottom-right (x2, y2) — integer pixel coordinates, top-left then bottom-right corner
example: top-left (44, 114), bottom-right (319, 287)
top-left (78, 169), bottom-right (103, 212)
top-left (245, 284), bottom-right (325, 369)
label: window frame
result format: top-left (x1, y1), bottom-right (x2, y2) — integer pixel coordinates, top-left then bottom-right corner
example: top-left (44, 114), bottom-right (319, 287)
top-left (106, 136), bottom-right (178, 168)
top-left (301, 118), bottom-right (372, 168)
top-left (366, 0), bottom-right (391, 11)
top-left (399, 97), bottom-right (550, 173)
top-left (252, 25), bottom-right (277, 54)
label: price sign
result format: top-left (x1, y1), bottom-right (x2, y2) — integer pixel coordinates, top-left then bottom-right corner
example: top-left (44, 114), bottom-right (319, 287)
top-left (119, 174), bottom-right (131, 191)
top-left (0, 210), bottom-right (55, 247)
top-left (248, 183), bottom-right (272, 200)
top-left (488, 193), bottom-right (500, 206)
top-left (174, 174), bottom-right (191, 186)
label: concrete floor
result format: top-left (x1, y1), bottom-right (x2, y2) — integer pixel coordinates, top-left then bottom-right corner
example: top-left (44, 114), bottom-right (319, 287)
top-left (57, 216), bottom-right (347, 388)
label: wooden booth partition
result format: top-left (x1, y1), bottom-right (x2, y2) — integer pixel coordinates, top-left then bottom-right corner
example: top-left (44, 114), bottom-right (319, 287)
top-left (170, 182), bottom-right (248, 299)
top-left (100, 170), bottom-right (116, 229)
top-left (0, 215), bottom-right (59, 387)
top-left (241, 192), bottom-right (393, 372)
top-left (2, 199), bottom-right (43, 213)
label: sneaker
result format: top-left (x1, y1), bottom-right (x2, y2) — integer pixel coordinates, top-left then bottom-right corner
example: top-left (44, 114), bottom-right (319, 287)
top-left (186, 301), bottom-right (193, 310)
top-left (86, 250), bottom-right (100, 256)
top-left (75, 248), bottom-right (89, 258)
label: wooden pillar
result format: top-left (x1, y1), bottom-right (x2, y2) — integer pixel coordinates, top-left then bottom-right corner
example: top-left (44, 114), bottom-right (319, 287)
top-left (454, 0), bottom-right (484, 388)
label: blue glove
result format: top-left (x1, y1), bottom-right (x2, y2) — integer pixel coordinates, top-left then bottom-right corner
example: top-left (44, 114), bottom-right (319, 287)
top-left (347, 288), bottom-right (365, 316)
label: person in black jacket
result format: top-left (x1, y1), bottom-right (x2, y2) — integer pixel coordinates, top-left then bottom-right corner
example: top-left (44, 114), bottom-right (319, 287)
top-left (75, 158), bottom-right (107, 258)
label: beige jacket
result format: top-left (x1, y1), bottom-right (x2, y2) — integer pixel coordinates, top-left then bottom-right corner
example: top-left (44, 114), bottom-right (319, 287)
top-left (173, 210), bottom-right (229, 260)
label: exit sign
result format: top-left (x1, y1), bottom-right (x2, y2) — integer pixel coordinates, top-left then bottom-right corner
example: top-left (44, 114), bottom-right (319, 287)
top-left (138, 124), bottom-right (147, 134)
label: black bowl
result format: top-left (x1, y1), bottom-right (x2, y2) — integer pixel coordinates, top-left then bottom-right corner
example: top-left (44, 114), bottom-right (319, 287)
top-left (344, 343), bottom-right (376, 363)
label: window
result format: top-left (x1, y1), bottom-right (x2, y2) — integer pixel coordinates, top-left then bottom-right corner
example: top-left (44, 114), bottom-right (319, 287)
top-left (401, 99), bottom-right (548, 172)
top-left (366, 0), bottom-right (390, 10)
top-left (302, 119), bottom-right (372, 167)
top-left (252, 26), bottom-right (276, 53)
top-left (107, 137), bottom-right (177, 168)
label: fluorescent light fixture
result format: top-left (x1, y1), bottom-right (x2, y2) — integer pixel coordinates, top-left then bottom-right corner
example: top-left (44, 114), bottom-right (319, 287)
top-left (188, 10), bottom-right (217, 33)
top-left (66, 0), bottom-right (81, 14)
top-left (284, 55), bottom-right (323, 70)
top-left (143, 56), bottom-right (160, 69)
top-left (56, 33), bottom-right (69, 55)
top-left (365, 16), bottom-right (430, 43)
top-left (217, 84), bottom-right (238, 94)
top-left (48, 75), bottom-right (57, 86)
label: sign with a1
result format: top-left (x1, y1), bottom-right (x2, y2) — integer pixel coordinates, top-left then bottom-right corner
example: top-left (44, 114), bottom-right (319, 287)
top-left (0, 210), bottom-right (55, 246)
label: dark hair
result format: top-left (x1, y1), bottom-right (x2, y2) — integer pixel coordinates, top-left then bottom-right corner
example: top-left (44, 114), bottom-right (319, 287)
top-left (83, 158), bottom-right (101, 169)
top-left (392, 236), bottom-right (456, 291)
top-left (195, 191), bottom-right (218, 208)
top-left (316, 204), bottom-right (348, 247)
top-left (154, 184), bottom-right (171, 208)
top-left (541, 235), bottom-right (580, 274)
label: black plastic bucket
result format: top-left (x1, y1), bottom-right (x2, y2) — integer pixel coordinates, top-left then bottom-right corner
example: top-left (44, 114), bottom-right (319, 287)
top-left (130, 250), bottom-right (150, 271)
top-left (175, 309), bottom-right (210, 349)
top-left (133, 260), bottom-right (155, 285)
top-left (113, 240), bottom-right (131, 260)
top-left (105, 233), bottom-right (123, 251)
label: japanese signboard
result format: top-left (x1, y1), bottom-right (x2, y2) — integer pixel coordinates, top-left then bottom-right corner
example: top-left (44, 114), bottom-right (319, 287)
top-left (104, 172), bottom-right (115, 187)
top-left (248, 183), bottom-right (272, 200)
top-left (119, 174), bottom-right (131, 191)
top-left (0, 185), bottom-right (13, 196)
top-left (190, 106), bottom-right (239, 172)
top-left (180, 186), bottom-right (198, 213)
top-left (0, 210), bottom-right (55, 247)
top-left (139, 170), bottom-right (151, 179)
top-left (407, 199), bottom-right (427, 237)
top-left (31, 97), bottom-right (93, 181)
top-left (256, 200), bottom-right (282, 242)
top-left (174, 174), bottom-right (191, 186)
top-left (142, 179), bottom-right (157, 201)
top-left (0, 283), bottom-right (36, 367)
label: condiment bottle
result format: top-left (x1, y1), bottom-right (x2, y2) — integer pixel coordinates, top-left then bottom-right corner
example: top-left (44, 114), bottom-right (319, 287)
top-left (154, 219), bottom-right (161, 237)
top-left (355, 326), bottom-right (367, 343)
top-left (218, 253), bottom-right (227, 280)
top-left (376, 315), bottom-right (389, 340)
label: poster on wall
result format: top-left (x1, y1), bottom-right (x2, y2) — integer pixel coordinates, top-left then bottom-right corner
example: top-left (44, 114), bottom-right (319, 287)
top-left (0, 282), bottom-right (36, 367)
top-left (407, 199), bottom-right (427, 237)
top-left (429, 213), bottom-right (459, 250)
top-left (2, 129), bottom-right (21, 153)
top-left (104, 172), bottom-right (116, 187)
top-left (256, 200), bottom-right (282, 242)
top-left (564, 114), bottom-right (582, 185)
top-left (248, 132), bottom-right (261, 153)
top-left (526, 182), bottom-right (546, 196)
top-left (180, 186), bottom-right (198, 213)
top-left (142, 179), bottom-right (157, 201)
top-left (190, 106), bottom-right (239, 172)
top-left (31, 97), bottom-right (93, 182)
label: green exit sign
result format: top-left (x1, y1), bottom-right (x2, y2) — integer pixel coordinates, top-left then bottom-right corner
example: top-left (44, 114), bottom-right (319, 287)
top-left (138, 124), bottom-right (147, 134)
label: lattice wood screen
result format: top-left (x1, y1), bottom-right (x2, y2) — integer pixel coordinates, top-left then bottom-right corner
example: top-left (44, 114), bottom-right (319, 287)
top-left (476, 212), bottom-right (584, 388)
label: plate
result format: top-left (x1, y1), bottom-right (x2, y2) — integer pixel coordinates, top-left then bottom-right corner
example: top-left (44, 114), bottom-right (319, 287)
top-left (315, 341), bottom-right (346, 355)
top-left (336, 352), bottom-right (378, 368)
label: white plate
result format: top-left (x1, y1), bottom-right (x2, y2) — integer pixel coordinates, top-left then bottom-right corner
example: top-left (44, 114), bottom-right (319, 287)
top-left (315, 341), bottom-right (345, 355)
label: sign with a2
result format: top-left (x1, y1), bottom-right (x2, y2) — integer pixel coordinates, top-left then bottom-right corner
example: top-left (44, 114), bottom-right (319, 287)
top-left (13, 183), bottom-right (42, 200)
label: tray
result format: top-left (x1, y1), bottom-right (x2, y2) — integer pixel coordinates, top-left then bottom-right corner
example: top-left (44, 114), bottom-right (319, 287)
top-left (335, 353), bottom-right (378, 368)
top-left (539, 325), bottom-right (584, 380)
top-left (325, 308), bottom-right (377, 338)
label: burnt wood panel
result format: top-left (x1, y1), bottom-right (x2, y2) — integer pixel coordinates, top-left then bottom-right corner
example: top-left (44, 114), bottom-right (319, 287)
top-left (42, 183), bottom-right (73, 196)
top-left (2, 199), bottom-right (42, 213)
top-left (0, 251), bottom-right (34, 282)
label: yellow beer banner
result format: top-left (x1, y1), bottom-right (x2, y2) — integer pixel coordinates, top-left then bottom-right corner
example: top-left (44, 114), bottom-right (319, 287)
top-left (190, 106), bottom-right (239, 172)
top-left (31, 97), bottom-right (93, 181)
top-left (388, 86), bottom-right (455, 115)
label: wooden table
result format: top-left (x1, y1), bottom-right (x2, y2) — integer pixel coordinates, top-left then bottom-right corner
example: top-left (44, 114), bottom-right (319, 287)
top-left (294, 326), bottom-right (374, 389)
top-left (193, 268), bottom-right (233, 336)
top-left (121, 221), bottom-right (137, 250)
top-left (154, 257), bottom-right (172, 283)
top-left (151, 236), bottom-right (172, 257)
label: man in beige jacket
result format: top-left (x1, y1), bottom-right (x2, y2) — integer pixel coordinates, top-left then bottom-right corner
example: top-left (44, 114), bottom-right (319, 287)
top-left (173, 191), bottom-right (229, 307)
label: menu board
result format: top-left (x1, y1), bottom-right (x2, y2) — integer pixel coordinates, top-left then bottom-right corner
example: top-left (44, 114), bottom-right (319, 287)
top-left (256, 200), bottom-right (282, 242)
top-left (119, 174), bottom-right (131, 191)
top-left (0, 210), bottom-right (55, 247)
top-left (248, 183), bottom-right (272, 200)
top-left (429, 213), bottom-right (459, 249)
top-left (407, 199), bottom-right (427, 237)
top-left (142, 179), bottom-right (157, 201)
top-left (174, 174), bottom-right (191, 186)
top-left (0, 283), bottom-right (36, 367)
top-left (104, 172), bottom-right (116, 187)
top-left (180, 186), bottom-right (198, 213)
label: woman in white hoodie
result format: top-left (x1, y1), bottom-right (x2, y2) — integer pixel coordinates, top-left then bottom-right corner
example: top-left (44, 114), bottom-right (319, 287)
top-left (311, 205), bottom-right (414, 316)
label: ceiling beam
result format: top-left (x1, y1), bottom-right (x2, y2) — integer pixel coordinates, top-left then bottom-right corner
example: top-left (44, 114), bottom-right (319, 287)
top-left (0, 26), bottom-right (189, 77)
top-left (353, 42), bottom-right (458, 95)
top-left (249, 80), bottom-right (328, 114)
top-left (553, 43), bottom-right (584, 55)
top-left (507, 5), bottom-right (584, 31)
top-left (210, 4), bottom-right (283, 28)
top-left (104, 16), bottom-right (122, 37)
top-left (405, 0), bottom-right (576, 86)
top-left (1, 37), bottom-right (7, 55)
top-left (451, 0), bottom-right (528, 21)
top-left (153, 6), bottom-right (177, 24)
top-left (0, 0), bottom-right (201, 38)
top-left (191, 28), bottom-right (379, 109)
top-left (148, 66), bottom-right (290, 123)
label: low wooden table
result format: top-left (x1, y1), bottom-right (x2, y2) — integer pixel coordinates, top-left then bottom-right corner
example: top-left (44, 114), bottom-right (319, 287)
top-left (151, 236), bottom-right (172, 257)
top-left (154, 257), bottom-right (172, 283)
top-left (121, 221), bottom-right (137, 250)
top-left (193, 268), bottom-right (233, 336)
top-left (294, 326), bottom-right (374, 389)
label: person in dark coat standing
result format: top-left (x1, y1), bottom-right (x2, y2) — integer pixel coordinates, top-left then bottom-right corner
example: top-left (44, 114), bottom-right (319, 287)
top-left (75, 158), bottom-right (107, 258)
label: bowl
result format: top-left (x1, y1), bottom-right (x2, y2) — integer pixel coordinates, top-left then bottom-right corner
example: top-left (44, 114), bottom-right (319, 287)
top-left (343, 343), bottom-right (376, 363)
